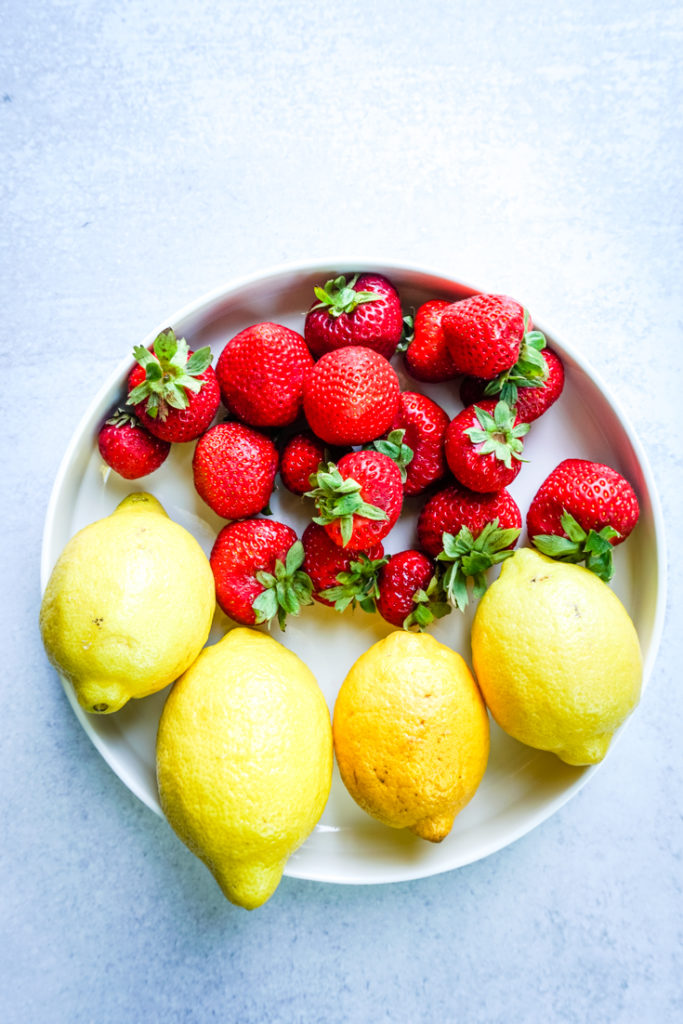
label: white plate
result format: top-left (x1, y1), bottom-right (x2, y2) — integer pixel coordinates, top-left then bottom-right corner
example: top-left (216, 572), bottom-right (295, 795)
top-left (40, 259), bottom-right (667, 885)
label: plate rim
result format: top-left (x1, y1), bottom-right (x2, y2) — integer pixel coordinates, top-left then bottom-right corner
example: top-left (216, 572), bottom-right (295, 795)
top-left (39, 256), bottom-right (668, 883)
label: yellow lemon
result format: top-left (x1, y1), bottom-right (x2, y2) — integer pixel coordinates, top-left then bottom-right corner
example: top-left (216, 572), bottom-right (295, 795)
top-left (333, 631), bottom-right (489, 842)
top-left (40, 492), bottom-right (215, 714)
top-left (471, 547), bottom-right (642, 765)
top-left (156, 627), bottom-right (333, 910)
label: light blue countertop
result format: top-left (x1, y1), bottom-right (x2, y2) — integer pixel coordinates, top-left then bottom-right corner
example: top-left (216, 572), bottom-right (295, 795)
top-left (4, 2), bottom-right (681, 1021)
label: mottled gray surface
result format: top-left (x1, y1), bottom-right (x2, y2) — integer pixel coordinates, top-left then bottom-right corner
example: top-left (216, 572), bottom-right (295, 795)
top-left (3, 1), bottom-right (682, 1021)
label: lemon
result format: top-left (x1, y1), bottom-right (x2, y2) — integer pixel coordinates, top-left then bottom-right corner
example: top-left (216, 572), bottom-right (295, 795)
top-left (40, 492), bottom-right (215, 714)
top-left (156, 627), bottom-right (333, 910)
top-left (333, 631), bottom-right (490, 842)
top-left (471, 547), bottom-right (642, 765)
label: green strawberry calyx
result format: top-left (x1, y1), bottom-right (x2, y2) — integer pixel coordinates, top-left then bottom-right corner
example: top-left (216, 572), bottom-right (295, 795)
top-left (531, 509), bottom-right (621, 583)
top-left (252, 540), bottom-right (314, 630)
top-left (105, 408), bottom-right (141, 429)
top-left (310, 274), bottom-right (382, 318)
top-left (436, 519), bottom-right (521, 612)
top-left (483, 314), bottom-right (548, 406)
top-left (403, 574), bottom-right (451, 632)
top-left (366, 429), bottom-right (414, 482)
top-left (319, 553), bottom-right (388, 613)
top-left (305, 462), bottom-right (389, 548)
top-left (464, 401), bottom-right (530, 469)
top-left (127, 328), bottom-right (213, 421)
top-left (395, 311), bottom-right (415, 354)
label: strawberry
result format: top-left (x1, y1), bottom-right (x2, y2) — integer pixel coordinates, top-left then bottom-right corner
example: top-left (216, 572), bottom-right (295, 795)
top-left (460, 347), bottom-right (565, 423)
top-left (417, 483), bottom-right (522, 558)
top-left (441, 294), bottom-right (528, 380)
top-left (444, 400), bottom-right (530, 493)
top-left (279, 432), bottom-right (328, 495)
top-left (306, 451), bottom-right (404, 550)
top-left (527, 458), bottom-right (640, 581)
top-left (375, 550), bottom-right (450, 631)
top-left (192, 421), bottom-right (279, 520)
top-left (404, 299), bottom-right (458, 382)
top-left (302, 346), bottom-right (400, 446)
top-left (215, 322), bottom-right (314, 428)
top-left (301, 523), bottom-right (386, 610)
top-left (97, 409), bottom-right (170, 479)
top-left (385, 391), bottom-right (450, 495)
top-left (127, 328), bottom-right (220, 442)
top-left (210, 518), bottom-right (313, 629)
top-left (304, 272), bottom-right (404, 359)
top-left (417, 484), bottom-right (522, 610)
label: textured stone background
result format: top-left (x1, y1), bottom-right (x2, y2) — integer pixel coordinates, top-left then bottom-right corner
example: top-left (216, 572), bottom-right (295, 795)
top-left (4, 1), bottom-right (681, 1021)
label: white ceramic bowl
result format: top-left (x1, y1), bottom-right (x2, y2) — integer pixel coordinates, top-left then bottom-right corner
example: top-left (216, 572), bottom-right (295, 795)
top-left (40, 259), bottom-right (666, 885)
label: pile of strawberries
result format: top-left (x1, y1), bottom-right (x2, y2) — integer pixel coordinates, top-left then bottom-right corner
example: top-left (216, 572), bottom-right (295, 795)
top-left (98, 272), bottom-right (641, 632)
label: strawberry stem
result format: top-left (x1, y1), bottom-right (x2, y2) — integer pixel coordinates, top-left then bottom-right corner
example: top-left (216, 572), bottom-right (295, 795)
top-left (319, 554), bottom-right (388, 613)
top-left (367, 429), bottom-right (414, 482)
top-left (402, 575), bottom-right (451, 631)
top-left (305, 462), bottom-right (388, 548)
top-left (310, 274), bottom-right (382, 318)
top-left (464, 401), bottom-right (530, 469)
top-left (127, 328), bottom-right (213, 421)
top-left (252, 540), bottom-right (314, 630)
top-left (436, 519), bottom-right (521, 611)
top-left (531, 510), bottom-right (620, 582)
top-left (483, 319), bottom-right (549, 406)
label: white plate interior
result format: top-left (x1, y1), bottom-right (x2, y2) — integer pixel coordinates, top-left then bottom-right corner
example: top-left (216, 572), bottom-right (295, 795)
top-left (41, 260), bottom-right (666, 884)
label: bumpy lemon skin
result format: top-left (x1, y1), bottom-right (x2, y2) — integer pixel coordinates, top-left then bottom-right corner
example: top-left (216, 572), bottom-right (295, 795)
top-left (156, 627), bottom-right (333, 910)
top-left (39, 493), bottom-right (216, 714)
top-left (471, 548), bottom-right (643, 766)
top-left (333, 631), bottom-right (490, 842)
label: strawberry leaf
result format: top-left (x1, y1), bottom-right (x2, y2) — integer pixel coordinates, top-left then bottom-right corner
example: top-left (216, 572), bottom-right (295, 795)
top-left (310, 274), bottom-right (381, 318)
top-left (531, 509), bottom-right (621, 582)
top-left (465, 401), bottom-right (530, 468)
top-left (482, 326), bottom-right (549, 407)
top-left (367, 429), bottom-right (414, 482)
top-left (437, 518), bottom-right (521, 611)
top-left (402, 575), bottom-right (451, 631)
top-left (319, 553), bottom-right (388, 613)
top-left (306, 462), bottom-right (389, 549)
top-left (252, 540), bottom-right (313, 630)
top-left (153, 329), bottom-right (178, 363)
top-left (127, 328), bottom-right (214, 420)
top-left (395, 311), bottom-right (415, 354)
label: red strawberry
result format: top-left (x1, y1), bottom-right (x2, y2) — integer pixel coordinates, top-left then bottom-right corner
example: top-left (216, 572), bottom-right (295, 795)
top-left (404, 299), bottom-right (458, 382)
top-left (210, 518), bottom-right (313, 629)
top-left (192, 421), bottom-right (279, 519)
top-left (460, 348), bottom-right (565, 423)
top-left (301, 523), bottom-right (385, 610)
top-left (97, 410), bottom-right (170, 479)
top-left (387, 391), bottom-right (450, 495)
top-left (444, 400), bottom-right (529, 493)
top-left (417, 483), bottom-right (522, 557)
top-left (441, 294), bottom-right (527, 379)
top-left (306, 451), bottom-right (404, 550)
top-left (215, 322), bottom-right (314, 428)
top-left (304, 272), bottom-right (404, 359)
top-left (279, 432), bottom-right (328, 495)
top-left (376, 550), bottom-right (450, 631)
top-left (527, 458), bottom-right (640, 581)
top-left (127, 328), bottom-right (220, 442)
top-left (417, 484), bottom-right (522, 610)
top-left (302, 346), bottom-right (400, 445)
